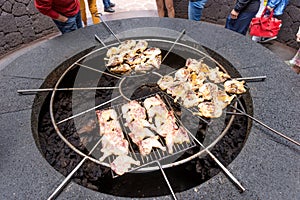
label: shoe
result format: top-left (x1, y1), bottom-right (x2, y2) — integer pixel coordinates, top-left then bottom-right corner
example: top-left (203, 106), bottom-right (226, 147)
top-left (104, 7), bottom-right (115, 13)
top-left (110, 2), bottom-right (115, 7)
top-left (257, 36), bottom-right (277, 43)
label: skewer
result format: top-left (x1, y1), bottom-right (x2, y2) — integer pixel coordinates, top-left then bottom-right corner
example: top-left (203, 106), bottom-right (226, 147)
top-left (156, 161), bottom-right (178, 200)
top-left (230, 106), bottom-right (300, 147)
top-left (95, 13), bottom-right (121, 44)
top-left (57, 95), bottom-right (122, 124)
top-left (235, 76), bottom-right (266, 82)
top-left (17, 87), bottom-right (118, 95)
top-left (48, 138), bottom-right (102, 200)
top-left (188, 129), bottom-right (246, 192)
top-left (162, 29), bottom-right (186, 63)
top-left (75, 63), bottom-right (122, 79)
top-left (94, 34), bottom-right (108, 48)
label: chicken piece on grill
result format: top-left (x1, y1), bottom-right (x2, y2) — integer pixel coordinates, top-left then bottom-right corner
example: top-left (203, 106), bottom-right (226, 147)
top-left (127, 120), bottom-right (156, 144)
top-left (224, 79), bottom-right (246, 94)
top-left (134, 40), bottom-right (148, 53)
top-left (96, 109), bottom-right (129, 161)
top-left (99, 134), bottom-right (129, 161)
top-left (198, 82), bottom-right (219, 100)
top-left (106, 54), bottom-right (125, 67)
top-left (106, 46), bottom-right (120, 58)
top-left (185, 58), bottom-right (210, 74)
top-left (121, 100), bottom-right (147, 122)
top-left (144, 95), bottom-right (169, 123)
top-left (188, 72), bottom-right (205, 90)
top-left (138, 136), bottom-right (166, 156)
top-left (134, 62), bottom-right (156, 73)
top-left (119, 40), bottom-right (137, 52)
top-left (182, 90), bottom-right (201, 108)
top-left (155, 112), bottom-right (178, 137)
top-left (146, 55), bottom-right (162, 69)
top-left (157, 75), bottom-right (175, 90)
top-left (197, 101), bottom-right (223, 118)
top-left (208, 67), bottom-right (231, 83)
top-left (175, 68), bottom-right (190, 82)
top-left (167, 81), bottom-right (192, 102)
top-left (165, 127), bottom-right (190, 154)
top-left (214, 90), bottom-right (236, 109)
top-left (110, 63), bottom-right (132, 73)
top-left (110, 155), bottom-right (140, 175)
top-left (143, 47), bottom-right (161, 58)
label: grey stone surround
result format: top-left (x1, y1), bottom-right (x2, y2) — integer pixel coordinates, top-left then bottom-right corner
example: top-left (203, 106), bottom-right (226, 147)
top-left (0, 0), bottom-right (299, 58)
top-left (0, 17), bottom-right (299, 200)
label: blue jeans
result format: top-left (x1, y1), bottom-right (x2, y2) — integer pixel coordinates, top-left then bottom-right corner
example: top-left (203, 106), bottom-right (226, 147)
top-left (53, 11), bottom-right (83, 34)
top-left (225, 11), bottom-right (257, 35)
top-left (188, 0), bottom-right (208, 21)
top-left (103, 0), bottom-right (112, 9)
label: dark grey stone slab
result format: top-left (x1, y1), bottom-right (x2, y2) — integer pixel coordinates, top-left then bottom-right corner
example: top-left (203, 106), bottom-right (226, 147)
top-left (0, 17), bottom-right (299, 200)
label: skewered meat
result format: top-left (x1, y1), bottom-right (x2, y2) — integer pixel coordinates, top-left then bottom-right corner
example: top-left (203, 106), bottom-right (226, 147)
top-left (224, 79), bottom-right (246, 94)
top-left (198, 83), bottom-right (219, 101)
top-left (208, 67), bottom-right (231, 83)
top-left (157, 75), bottom-right (174, 90)
top-left (110, 155), bottom-right (140, 175)
top-left (138, 136), bottom-right (166, 156)
top-left (105, 40), bottom-right (162, 73)
top-left (214, 90), bottom-right (236, 109)
top-left (110, 63), bottom-right (132, 73)
top-left (197, 101), bottom-right (223, 118)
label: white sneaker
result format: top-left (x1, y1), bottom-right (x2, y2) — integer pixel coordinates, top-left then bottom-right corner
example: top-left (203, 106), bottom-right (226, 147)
top-left (252, 36), bottom-right (261, 42)
top-left (258, 36), bottom-right (277, 43)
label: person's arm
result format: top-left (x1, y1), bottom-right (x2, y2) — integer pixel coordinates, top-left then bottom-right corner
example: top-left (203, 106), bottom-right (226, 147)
top-left (234, 0), bottom-right (252, 13)
top-left (230, 0), bottom-right (252, 19)
top-left (266, 0), bottom-right (279, 9)
top-left (34, 0), bottom-right (68, 22)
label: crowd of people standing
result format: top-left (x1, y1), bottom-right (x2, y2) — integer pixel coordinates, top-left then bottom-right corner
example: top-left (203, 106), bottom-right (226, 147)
top-left (33, 0), bottom-right (297, 73)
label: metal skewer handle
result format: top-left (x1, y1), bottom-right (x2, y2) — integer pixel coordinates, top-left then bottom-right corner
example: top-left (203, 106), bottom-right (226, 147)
top-left (230, 106), bottom-right (300, 147)
top-left (95, 13), bottom-right (121, 44)
top-left (48, 139), bottom-right (102, 200)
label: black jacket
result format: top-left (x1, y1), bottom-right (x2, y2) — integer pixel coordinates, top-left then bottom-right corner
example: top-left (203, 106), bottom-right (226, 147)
top-left (234, 0), bottom-right (260, 13)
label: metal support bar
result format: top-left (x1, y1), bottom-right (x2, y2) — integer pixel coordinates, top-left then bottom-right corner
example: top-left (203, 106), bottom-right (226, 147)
top-left (189, 133), bottom-right (246, 192)
top-left (95, 13), bottom-right (121, 44)
top-left (235, 76), bottom-right (267, 82)
top-left (48, 139), bottom-right (102, 200)
top-left (230, 106), bottom-right (300, 147)
top-left (17, 87), bottom-right (119, 95)
top-left (162, 29), bottom-right (186, 63)
top-left (156, 161), bottom-right (178, 200)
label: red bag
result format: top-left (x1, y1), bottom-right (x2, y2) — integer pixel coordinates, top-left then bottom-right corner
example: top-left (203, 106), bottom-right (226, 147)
top-left (249, 8), bottom-right (282, 37)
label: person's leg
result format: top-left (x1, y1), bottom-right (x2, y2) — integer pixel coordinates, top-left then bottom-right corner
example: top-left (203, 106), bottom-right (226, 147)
top-left (156, 0), bottom-right (165, 17)
top-left (75, 11), bottom-right (83, 29)
top-left (80, 0), bottom-right (87, 26)
top-left (225, 11), bottom-right (257, 35)
top-left (88, 0), bottom-right (100, 24)
top-left (53, 12), bottom-right (82, 34)
top-left (188, 0), bottom-right (207, 21)
top-left (102, 0), bottom-right (110, 9)
top-left (164, 0), bottom-right (175, 18)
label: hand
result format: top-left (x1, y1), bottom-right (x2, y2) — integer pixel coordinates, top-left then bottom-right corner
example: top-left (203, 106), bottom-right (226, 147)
top-left (266, 6), bottom-right (274, 11)
top-left (56, 14), bottom-right (68, 23)
top-left (230, 9), bottom-right (239, 19)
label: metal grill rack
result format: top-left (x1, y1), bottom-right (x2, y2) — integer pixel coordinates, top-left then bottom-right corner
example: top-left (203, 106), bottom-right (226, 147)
top-left (17, 24), bottom-right (300, 200)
